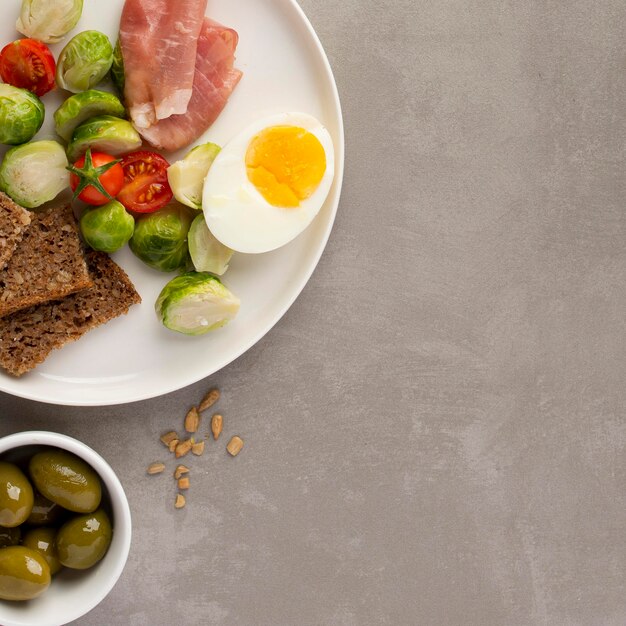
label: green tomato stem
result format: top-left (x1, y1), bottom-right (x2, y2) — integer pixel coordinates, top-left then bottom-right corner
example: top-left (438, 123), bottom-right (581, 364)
top-left (67, 148), bottom-right (121, 202)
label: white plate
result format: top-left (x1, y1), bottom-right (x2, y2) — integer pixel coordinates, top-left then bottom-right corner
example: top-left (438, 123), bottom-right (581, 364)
top-left (0, 0), bottom-right (344, 406)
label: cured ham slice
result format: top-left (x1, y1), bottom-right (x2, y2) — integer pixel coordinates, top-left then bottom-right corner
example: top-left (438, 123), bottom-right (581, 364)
top-left (138, 18), bottom-right (243, 152)
top-left (120, 0), bottom-right (208, 128)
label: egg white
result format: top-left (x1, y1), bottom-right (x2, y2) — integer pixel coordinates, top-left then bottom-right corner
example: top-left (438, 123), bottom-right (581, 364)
top-left (202, 112), bottom-right (335, 254)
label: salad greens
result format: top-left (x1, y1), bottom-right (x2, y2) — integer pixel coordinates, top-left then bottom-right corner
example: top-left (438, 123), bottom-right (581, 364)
top-left (16, 0), bottom-right (83, 44)
top-left (80, 200), bottom-right (134, 253)
top-left (0, 85), bottom-right (45, 145)
top-left (56, 30), bottom-right (113, 93)
top-left (67, 115), bottom-right (141, 161)
top-left (188, 213), bottom-right (233, 276)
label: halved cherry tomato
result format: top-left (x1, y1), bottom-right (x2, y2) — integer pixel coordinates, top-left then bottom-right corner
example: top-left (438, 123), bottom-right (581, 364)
top-left (117, 151), bottom-right (173, 213)
top-left (0, 39), bottom-right (56, 97)
top-left (69, 151), bottom-right (125, 206)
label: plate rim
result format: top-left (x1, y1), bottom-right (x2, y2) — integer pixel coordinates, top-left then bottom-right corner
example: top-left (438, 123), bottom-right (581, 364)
top-left (0, 0), bottom-right (345, 407)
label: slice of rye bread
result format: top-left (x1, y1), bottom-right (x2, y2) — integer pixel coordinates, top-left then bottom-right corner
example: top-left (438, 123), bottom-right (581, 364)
top-left (0, 205), bottom-right (93, 319)
top-left (0, 251), bottom-right (141, 377)
top-left (0, 192), bottom-right (31, 271)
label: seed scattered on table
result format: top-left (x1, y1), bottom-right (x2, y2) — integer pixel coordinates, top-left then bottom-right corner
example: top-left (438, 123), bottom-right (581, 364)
top-left (175, 494), bottom-right (186, 509)
top-left (178, 476), bottom-right (190, 490)
top-left (160, 431), bottom-right (178, 446)
top-left (226, 436), bottom-right (244, 457)
top-left (211, 413), bottom-right (223, 440)
top-left (168, 438), bottom-right (179, 453)
top-left (184, 407), bottom-right (200, 433)
top-left (175, 439), bottom-right (193, 458)
top-left (147, 462), bottom-right (165, 475)
top-left (198, 388), bottom-right (220, 412)
top-left (174, 465), bottom-right (190, 480)
top-left (191, 440), bottom-right (205, 456)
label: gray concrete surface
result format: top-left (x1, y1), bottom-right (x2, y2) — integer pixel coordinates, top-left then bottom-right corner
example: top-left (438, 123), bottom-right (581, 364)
top-left (1, 0), bottom-right (625, 624)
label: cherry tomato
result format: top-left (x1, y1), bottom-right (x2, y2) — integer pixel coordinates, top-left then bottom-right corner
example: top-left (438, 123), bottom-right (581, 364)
top-left (117, 151), bottom-right (173, 214)
top-left (69, 151), bottom-right (125, 206)
top-left (0, 39), bottom-right (56, 97)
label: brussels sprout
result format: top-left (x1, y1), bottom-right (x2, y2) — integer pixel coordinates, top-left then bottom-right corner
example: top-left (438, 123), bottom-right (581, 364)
top-left (80, 200), bottom-right (134, 253)
top-left (16, 0), bottom-right (83, 44)
top-left (54, 90), bottom-right (126, 142)
top-left (188, 213), bottom-right (233, 275)
top-left (156, 272), bottom-right (240, 335)
top-left (56, 30), bottom-right (113, 93)
top-left (167, 143), bottom-right (221, 210)
top-left (67, 115), bottom-right (141, 161)
top-left (130, 204), bottom-right (194, 272)
top-left (111, 38), bottom-right (125, 97)
top-left (0, 140), bottom-right (69, 208)
top-left (0, 84), bottom-right (45, 145)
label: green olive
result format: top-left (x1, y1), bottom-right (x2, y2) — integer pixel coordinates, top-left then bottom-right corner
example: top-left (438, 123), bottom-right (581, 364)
top-left (0, 526), bottom-right (21, 548)
top-left (0, 546), bottom-right (51, 600)
top-left (56, 509), bottom-right (112, 570)
top-left (29, 450), bottom-right (102, 513)
top-left (0, 462), bottom-right (34, 527)
top-left (26, 492), bottom-right (65, 526)
top-left (22, 527), bottom-right (61, 575)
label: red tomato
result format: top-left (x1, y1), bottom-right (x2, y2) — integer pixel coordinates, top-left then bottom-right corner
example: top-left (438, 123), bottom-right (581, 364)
top-left (69, 151), bottom-right (125, 206)
top-left (0, 39), bottom-right (56, 97)
top-left (117, 151), bottom-right (173, 213)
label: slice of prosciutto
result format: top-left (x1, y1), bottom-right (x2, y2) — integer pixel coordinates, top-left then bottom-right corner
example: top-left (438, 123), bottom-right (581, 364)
top-left (138, 18), bottom-right (243, 152)
top-left (120, 0), bottom-right (208, 128)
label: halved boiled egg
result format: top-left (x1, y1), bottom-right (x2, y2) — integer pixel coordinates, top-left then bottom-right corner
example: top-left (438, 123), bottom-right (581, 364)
top-left (202, 112), bottom-right (335, 253)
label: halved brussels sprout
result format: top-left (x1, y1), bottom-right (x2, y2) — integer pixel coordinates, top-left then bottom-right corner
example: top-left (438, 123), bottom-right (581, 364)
top-left (16, 0), bottom-right (83, 44)
top-left (155, 272), bottom-right (240, 335)
top-left (188, 213), bottom-right (233, 275)
top-left (111, 38), bottom-right (125, 97)
top-left (167, 143), bottom-right (221, 210)
top-left (0, 84), bottom-right (45, 145)
top-left (80, 200), bottom-right (134, 253)
top-left (67, 115), bottom-right (141, 161)
top-left (56, 30), bottom-right (113, 93)
top-left (54, 90), bottom-right (126, 142)
top-left (0, 141), bottom-right (69, 208)
top-left (130, 204), bottom-right (194, 272)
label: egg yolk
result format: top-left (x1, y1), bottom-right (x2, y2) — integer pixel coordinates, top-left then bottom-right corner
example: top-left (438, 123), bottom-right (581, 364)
top-left (245, 126), bottom-right (326, 208)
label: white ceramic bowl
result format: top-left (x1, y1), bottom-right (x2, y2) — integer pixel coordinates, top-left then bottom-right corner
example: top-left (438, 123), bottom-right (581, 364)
top-left (0, 432), bottom-right (131, 626)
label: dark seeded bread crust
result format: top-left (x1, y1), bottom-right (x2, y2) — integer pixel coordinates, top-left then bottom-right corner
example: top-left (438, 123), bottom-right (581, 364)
top-left (0, 205), bottom-right (93, 319)
top-left (0, 252), bottom-right (141, 377)
top-left (0, 192), bottom-right (31, 272)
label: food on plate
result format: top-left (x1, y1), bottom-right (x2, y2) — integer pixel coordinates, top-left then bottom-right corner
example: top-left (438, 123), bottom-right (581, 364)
top-left (16, 0), bottom-right (84, 44)
top-left (167, 142), bottom-right (221, 210)
top-left (66, 114), bottom-right (141, 162)
top-left (155, 272), bottom-right (240, 335)
top-left (54, 89), bottom-right (126, 142)
top-left (203, 112), bottom-right (335, 253)
top-left (80, 200), bottom-right (135, 253)
top-left (0, 140), bottom-right (69, 208)
top-left (56, 30), bottom-right (113, 93)
top-left (0, 462), bottom-right (34, 527)
top-left (129, 203), bottom-right (192, 272)
top-left (0, 206), bottom-right (92, 319)
top-left (29, 449), bottom-right (102, 513)
top-left (22, 528), bottom-right (61, 575)
top-left (0, 39), bottom-right (56, 97)
top-left (188, 213), bottom-right (233, 275)
top-left (68, 149), bottom-right (124, 205)
top-left (0, 546), bottom-right (51, 600)
top-left (0, 192), bottom-right (31, 272)
top-left (55, 508), bottom-right (112, 569)
top-left (0, 251), bottom-right (141, 377)
top-left (0, 84), bottom-right (45, 145)
top-left (137, 18), bottom-right (242, 152)
top-left (26, 493), bottom-right (65, 526)
top-left (110, 39), bottom-right (125, 96)
top-left (117, 150), bottom-right (173, 214)
top-left (119, 0), bottom-right (208, 127)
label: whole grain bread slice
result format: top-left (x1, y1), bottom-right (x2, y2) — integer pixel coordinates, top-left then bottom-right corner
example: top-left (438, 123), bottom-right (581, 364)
top-left (0, 205), bottom-right (92, 319)
top-left (0, 252), bottom-right (141, 377)
top-left (0, 192), bottom-right (31, 272)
